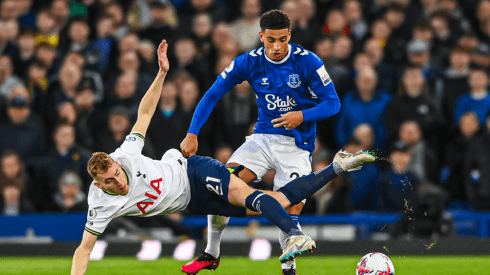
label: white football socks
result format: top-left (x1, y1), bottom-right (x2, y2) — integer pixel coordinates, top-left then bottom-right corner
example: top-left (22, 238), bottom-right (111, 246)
top-left (204, 215), bottom-right (230, 259)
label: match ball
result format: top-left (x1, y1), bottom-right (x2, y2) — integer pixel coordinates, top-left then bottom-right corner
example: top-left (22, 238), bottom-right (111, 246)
top-left (356, 252), bottom-right (395, 275)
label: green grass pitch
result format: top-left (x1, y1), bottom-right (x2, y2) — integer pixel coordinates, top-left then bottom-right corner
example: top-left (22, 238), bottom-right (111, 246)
top-left (1, 256), bottom-right (489, 274)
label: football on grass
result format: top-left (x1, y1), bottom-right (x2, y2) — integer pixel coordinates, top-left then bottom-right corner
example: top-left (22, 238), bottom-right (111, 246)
top-left (356, 252), bottom-right (395, 275)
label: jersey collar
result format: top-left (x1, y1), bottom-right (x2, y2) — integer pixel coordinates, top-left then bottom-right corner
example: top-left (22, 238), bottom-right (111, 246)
top-left (102, 166), bottom-right (130, 196)
top-left (264, 44), bottom-right (291, 65)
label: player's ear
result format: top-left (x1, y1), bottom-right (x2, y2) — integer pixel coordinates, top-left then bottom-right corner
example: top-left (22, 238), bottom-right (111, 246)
top-left (259, 31), bottom-right (264, 43)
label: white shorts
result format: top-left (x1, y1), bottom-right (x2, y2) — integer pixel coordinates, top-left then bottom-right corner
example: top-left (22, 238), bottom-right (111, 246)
top-left (227, 134), bottom-right (312, 192)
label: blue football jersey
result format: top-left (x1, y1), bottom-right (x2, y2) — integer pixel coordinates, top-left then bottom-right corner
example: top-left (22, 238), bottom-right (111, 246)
top-left (216, 43), bottom-right (339, 152)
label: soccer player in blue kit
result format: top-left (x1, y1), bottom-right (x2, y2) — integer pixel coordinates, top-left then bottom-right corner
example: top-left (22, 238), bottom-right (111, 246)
top-left (180, 10), bottom-right (342, 275)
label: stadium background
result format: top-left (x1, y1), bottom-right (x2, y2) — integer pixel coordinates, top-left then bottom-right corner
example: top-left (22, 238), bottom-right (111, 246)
top-left (0, 0), bottom-right (490, 273)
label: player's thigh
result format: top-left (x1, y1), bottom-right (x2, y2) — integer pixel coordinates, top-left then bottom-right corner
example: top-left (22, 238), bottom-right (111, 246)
top-left (227, 135), bottom-right (273, 182)
top-left (186, 155), bottom-right (247, 217)
top-left (227, 163), bottom-right (257, 183)
top-left (271, 140), bottom-right (312, 191)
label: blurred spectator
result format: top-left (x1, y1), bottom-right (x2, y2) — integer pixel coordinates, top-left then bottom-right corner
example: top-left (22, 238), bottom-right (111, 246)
top-left (430, 11), bottom-right (460, 66)
top-left (138, 1), bottom-right (177, 52)
top-left (35, 9), bottom-right (59, 48)
top-left (439, 0), bottom-right (471, 35)
top-left (36, 122), bottom-right (92, 194)
top-left (34, 42), bottom-right (57, 77)
top-left (229, 0), bottom-right (261, 53)
top-left (352, 123), bottom-right (375, 151)
top-left (216, 81), bottom-right (258, 150)
top-left (335, 66), bottom-right (392, 150)
top-left (84, 15), bottom-right (116, 76)
top-left (343, 0), bottom-right (369, 43)
top-left (146, 81), bottom-right (185, 157)
top-left (173, 36), bottom-right (212, 92)
top-left (385, 66), bottom-right (441, 143)
top-left (96, 105), bottom-right (155, 159)
top-left (322, 9), bottom-right (348, 38)
top-left (0, 0), bottom-right (19, 22)
top-left (363, 37), bottom-right (396, 93)
top-left (103, 1), bottom-right (129, 42)
top-left (0, 150), bottom-right (37, 212)
top-left (0, 177), bottom-right (34, 215)
top-left (26, 60), bottom-right (49, 118)
top-left (406, 39), bottom-right (443, 94)
top-left (0, 56), bottom-right (24, 98)
top-left (398, 121), bottom-right (439, 183)
top-left (53, 170), bottom-right (88, 212)
top-left (103, 71), bottom-right (141, 122)
top-left (12, 28), bottom-right (37, 79)
top-left (342, 136), bottom-right (381, 211)
top-left (437, 46), bottom-right (472, 126)
top-left (191, 12), bottom-right (213, 57)
top-left (282, 0), bottom-right (318, 51)
top-left (453, 68), bottom-right (490, 125)
top-left (17, 0), bottom-right (36, 29)
top-left (138, 39), bottom-right (158, 75)
top-left (464, 111), bottom-right (490, 210)
top-left (44, 60), bottom-right (83, 131)
top-left (179, 0), bottom-right (227, 35)
top-left (50, 0), bottom-right (71, 34)
top-left (127, 0), bottom-right (177, 31)
top-left (0, 93), bottom-right (46, 159)
top-left (442, 112), bottom-right (482, 204)
top-left (379, 140), bottom-right (420, 212)
top-left (0, 21), bottom-right (18, 57)
top-left (61, 51), bottom-right (104, 103)
top-left (115, 50), bottom-right (153, 96)
top-left (384, 3), bottom-right (412, 67)
top-left (73, 80), bottom-right (101, 151)
top-left (471, 43), bottom-right (490, 71)
top-left (58, 16), bottom-right (92, 62)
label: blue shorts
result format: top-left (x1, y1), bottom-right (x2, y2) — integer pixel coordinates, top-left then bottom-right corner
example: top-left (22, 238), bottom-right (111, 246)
top-left (186, 155), bottom-right (247, 217)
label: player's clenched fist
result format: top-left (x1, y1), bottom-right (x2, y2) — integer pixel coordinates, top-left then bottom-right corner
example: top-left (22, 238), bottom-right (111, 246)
top-left (181, 133), bottom-right (198, 157)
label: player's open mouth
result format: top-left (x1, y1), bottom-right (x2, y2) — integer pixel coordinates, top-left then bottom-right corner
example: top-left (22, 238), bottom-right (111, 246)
top-left (274, 53), bottom-right (281, 58)
top-left (120, 186), bottom-right (126, 192)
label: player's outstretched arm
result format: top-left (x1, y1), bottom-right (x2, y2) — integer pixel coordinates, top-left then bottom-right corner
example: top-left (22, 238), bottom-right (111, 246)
top-left (71, 231), bottom-right (98, 275)
top-left (131, 39), bottom-right (170, 136)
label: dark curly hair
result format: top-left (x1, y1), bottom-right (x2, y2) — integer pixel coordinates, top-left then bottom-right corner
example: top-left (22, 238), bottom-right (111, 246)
top-left (260, 9), bottom-right (291, 32)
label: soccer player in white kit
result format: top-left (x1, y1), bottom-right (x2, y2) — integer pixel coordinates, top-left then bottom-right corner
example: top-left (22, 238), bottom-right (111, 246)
top-left (70, 40), bottom-right (375, 275)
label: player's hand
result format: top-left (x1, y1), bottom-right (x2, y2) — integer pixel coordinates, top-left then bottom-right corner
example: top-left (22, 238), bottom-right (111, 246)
top-left (180, 133), bottom-right (198, 158)
top-left (157, 40), bottom-right (169, 73)
top-left (271, 111), bottom-right (304, 130)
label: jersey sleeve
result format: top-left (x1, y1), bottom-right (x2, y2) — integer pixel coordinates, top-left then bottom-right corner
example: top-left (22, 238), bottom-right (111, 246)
top-left (84, 206), bottom-right (114, 236)
top-left (116, 132), bottom-right (145, 155)
top-left (302, 53), bottom-right (341, 122)
top-left (188, 54), bottom-right (249, 135)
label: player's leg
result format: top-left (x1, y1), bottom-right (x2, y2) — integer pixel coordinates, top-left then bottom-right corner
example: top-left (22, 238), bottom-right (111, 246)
top-left (201, 167), bottom-right (256, 260)
top-left (196, 136), bottom-right (271, 257)
top-left (270, 137), bottom-right (311, 275)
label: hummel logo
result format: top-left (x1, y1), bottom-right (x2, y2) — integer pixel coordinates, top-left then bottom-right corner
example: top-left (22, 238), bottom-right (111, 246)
top-left (261, 78), bottom-right (269, 85)
top-left (137, 171), bottom-right (146, 178)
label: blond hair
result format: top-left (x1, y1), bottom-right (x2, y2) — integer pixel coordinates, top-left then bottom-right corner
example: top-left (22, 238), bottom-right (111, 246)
top-left (87, 152), bottom-right (114, 179)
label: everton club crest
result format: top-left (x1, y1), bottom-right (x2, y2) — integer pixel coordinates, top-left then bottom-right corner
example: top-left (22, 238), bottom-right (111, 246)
top-left (287, 74), bottom-right (301, 88)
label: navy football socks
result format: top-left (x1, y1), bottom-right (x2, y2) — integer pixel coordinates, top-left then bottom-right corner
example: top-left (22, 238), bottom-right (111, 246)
top-left (245, 191), bottom-right (302, 236)
top-left (277, 164), bottom-right (340, 206)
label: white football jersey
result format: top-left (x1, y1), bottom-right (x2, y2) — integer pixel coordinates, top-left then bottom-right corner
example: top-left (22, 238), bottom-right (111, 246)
top-left (84, 133), bottom-right (191, 236)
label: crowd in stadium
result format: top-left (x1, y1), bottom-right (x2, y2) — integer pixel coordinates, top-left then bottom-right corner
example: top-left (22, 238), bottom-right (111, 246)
top-left (0, 0), bottom-right (489, 220)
